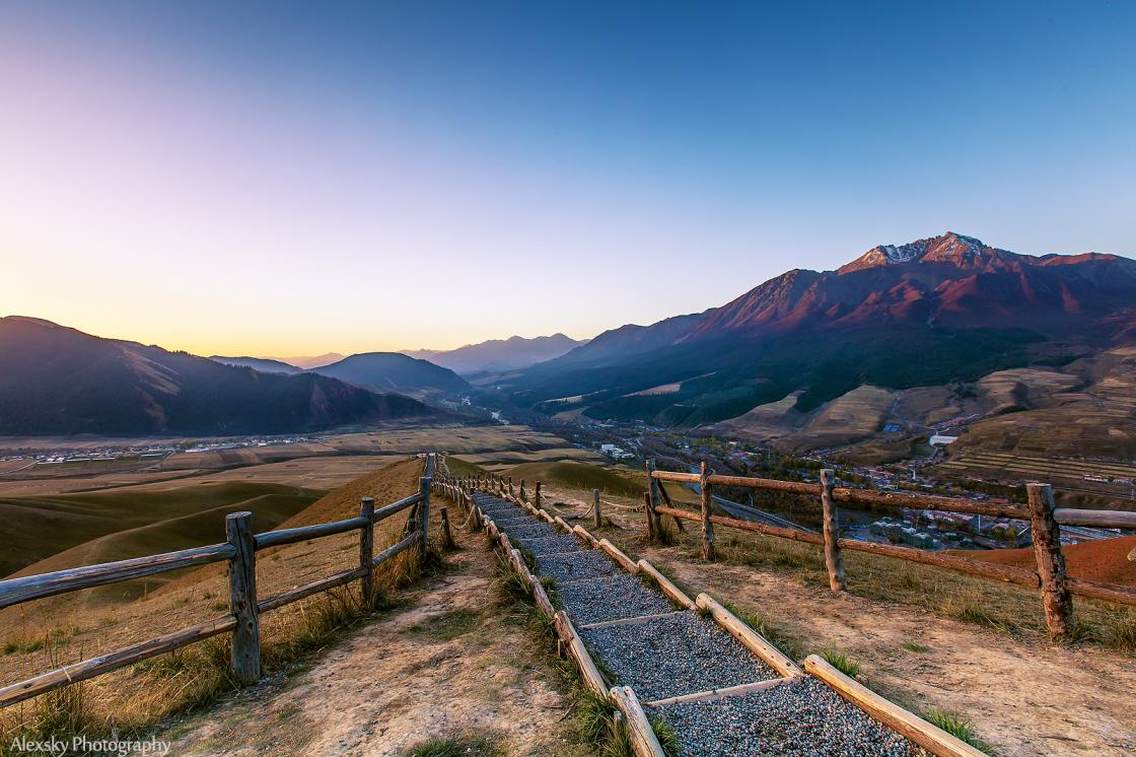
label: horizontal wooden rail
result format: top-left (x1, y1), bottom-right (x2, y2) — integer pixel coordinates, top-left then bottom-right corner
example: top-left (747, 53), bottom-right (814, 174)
top-left (0, 543), bottom-right (235, 610)
top-left (0, 615), bottom-right (237, 708)
top-left (656, 469), bottom-right (1136, 525)
top-left (657, 505), bottom-right (1041, 589)
top-left (1067, 577), bottom-right (1136, 605)
top-left (831, 487), bottom-right (1029, 519)
top-left (254, 516), bottom-right (367, 550)
top-left (710, 473), bottom-right (820, 496)
top-left (258, 566), bottom-right (368, 613)
top-left (0, 454), bottom-right (437, 710)
top-left (1054, 507), bottom-right (1136, 529)
top-left (373, 491), bottom-right (422, 522)
top-left (652, 470), bottom-right (1033, 519)
top-left (372, 530), bottom-right (421, 566)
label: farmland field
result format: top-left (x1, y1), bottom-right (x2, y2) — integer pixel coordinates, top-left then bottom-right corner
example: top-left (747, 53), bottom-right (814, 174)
top-left (937, 451), bottom-right (1136, 502)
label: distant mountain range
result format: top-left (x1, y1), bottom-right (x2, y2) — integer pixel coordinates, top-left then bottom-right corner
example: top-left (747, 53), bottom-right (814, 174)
top-left (209, 352), bottom-right (467, 397)
top-left (211, 355), bottom-right (301, 374)
top-left (404, 333), bottom-right (585, 375)
top-left (511, 233), bottom-right (1136, 426)
top-left (0, 318), bottom-right (436, 435)
top-left (272, 352), bottom-right (345, 370)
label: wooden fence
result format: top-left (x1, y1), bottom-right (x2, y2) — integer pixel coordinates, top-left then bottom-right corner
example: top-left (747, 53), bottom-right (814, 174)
top-left (431, 467), bottom-right (983, 757)
top-left (0, 455), bottom-right (437, 708)
top-left (642, 460), bottom-right (1136, 638)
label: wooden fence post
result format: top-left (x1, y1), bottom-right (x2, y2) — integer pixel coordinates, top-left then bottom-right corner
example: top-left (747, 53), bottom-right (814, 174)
top-left (519, 479), bottom-right (528, 502)
top-left (592, 489), bottom-right (603, 528)
top-left (508, 477), bottom-right (515, 498)
top-left (468, 493), bottom-right (481, 529)
top-left (644, 459), bottom-right (659, 541)
top-left (700, 461), bottom-right (715, 561)
top-left (534, 481), bottom-right (542, 510)
top-left (419, 476), bottom-right (431, 557)
top-left (440, 507), bottom-right (454, 550)
top-left (643, 492), bottom-right (655, 541)
top-left (359, 497), bottom-right (375, 603)
top-left (225, 511), bottom-right (260, 684)
top-left (820, 469), bottom-right (845, 593)
top-left (1027, 483), bottom-right (1073, 638)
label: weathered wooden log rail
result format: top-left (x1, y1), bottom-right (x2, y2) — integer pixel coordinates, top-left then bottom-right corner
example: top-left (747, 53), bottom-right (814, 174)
top-left (434, 464), bottom-right (981, 757)
top-left (644, 461), bottom-right (1136, 638)
top-left (0, 454), bottom-right (437, 708)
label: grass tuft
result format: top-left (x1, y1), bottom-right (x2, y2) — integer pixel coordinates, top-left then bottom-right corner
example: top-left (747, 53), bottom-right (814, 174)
top-left (819, 648), bottom-right (860, 678)
top-left (924, 707), bottom-right (991, 752)
top-left (650, 716), bottom-right (680, 755)
top-left (1072, 609), bottom-right (1136, 655)
top-left (407, 730), bottom-right (507, 757)
top-left (902, 641), bottom-right (930, 654)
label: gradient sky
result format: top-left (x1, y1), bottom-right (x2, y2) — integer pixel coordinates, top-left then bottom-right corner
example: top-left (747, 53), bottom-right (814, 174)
top-left (2, 2), bottom-right (1133, 356)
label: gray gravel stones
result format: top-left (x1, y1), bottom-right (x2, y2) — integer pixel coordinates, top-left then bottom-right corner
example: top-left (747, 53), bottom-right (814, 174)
top-left (579, 611), bottom-right (776, 702)
top-left (478, 503), bottom-right (522, 518)
top-left (514, 533), bottom-right (583, 556)
top-left (653, 677), bottom-right (922, 756)
top-left (536, 550), bottom-right (618, 582)
top-left (501, 523), bottom-right (557, 542)
top-left (489, 514), bottom-right (541, 528)
top-left (553, 574), bottom-right (674, 626)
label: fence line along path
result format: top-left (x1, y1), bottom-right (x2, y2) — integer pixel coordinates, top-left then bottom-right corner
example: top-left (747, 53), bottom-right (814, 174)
top-left (642, 459), bottom-right (1136, 639)
top-left (436, 470), bottom-right (981, 757)
top-left (0, 455), bottom-right (439, 709)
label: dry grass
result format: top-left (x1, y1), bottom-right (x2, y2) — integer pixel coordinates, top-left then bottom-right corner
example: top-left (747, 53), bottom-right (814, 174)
top-left (0, 457), bottom-right (431, 747)
top-left (704, 528), bottom-right (1136, 655)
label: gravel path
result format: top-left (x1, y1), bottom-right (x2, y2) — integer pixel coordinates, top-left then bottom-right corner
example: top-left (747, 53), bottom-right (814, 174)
top-left (474, 492), bottom-right (922, 755)
top-left (579, 611), bottom-right (776, 702)
top-left (552, 574), bottom-right (674, 626)
top-left (535, 550), bottom-right (619, 582)
top-left (652, 677), bottom-right (924, 756)
top-left (478, 504), bottom-right (523, 519)
top-left (502, 523), bottom-right (557, 542)
top-left (513, 534), bottom-right (583, 556)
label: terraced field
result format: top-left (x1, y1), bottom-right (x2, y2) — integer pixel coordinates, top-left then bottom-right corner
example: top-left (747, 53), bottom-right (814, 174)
top-left (939, 451), bottom-right (1136, 484)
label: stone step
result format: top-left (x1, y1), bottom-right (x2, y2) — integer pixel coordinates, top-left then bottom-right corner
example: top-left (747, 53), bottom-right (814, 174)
top-left (535, 550), bottom-right (620, 582)
top-left (577, 610), bottom-right (777, 703)
top-left (552, 573), bottom-right (674, 626)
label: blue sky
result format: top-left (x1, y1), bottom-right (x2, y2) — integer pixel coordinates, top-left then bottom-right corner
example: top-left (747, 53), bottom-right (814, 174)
top-left (1, 1), bottom-right (1133, 354)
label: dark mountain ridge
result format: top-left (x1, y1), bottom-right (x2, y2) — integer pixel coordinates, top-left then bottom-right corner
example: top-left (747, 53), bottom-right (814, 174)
top-left (210, 355), bottom-right (301, 374)
top-left (311, 352), bottom-right (469, 395)
top-left (0, 317), bottom-right (434, 435)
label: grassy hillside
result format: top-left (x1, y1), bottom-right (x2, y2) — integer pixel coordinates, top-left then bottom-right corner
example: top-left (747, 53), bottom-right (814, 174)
top-left (503, 460), bottom-right (645, 498)
top-left (0, 458), bottom-right (425, 740)
top-left (12, 491), bottom-right (319, 605)
top-left (1, 482), bottom-right (323, 577)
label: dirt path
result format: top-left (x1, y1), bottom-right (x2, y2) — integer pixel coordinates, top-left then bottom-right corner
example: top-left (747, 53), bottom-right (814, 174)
top-left (160, 514), bottom-right (585, 756)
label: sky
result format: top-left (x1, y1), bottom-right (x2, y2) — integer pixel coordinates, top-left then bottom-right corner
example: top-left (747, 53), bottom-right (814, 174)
top-left (2, 1), bottom-right (1134, 357)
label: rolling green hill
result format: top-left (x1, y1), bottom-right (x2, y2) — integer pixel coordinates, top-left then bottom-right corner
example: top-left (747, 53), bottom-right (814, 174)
top-left (1, 481), bottom-right (323, 578)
